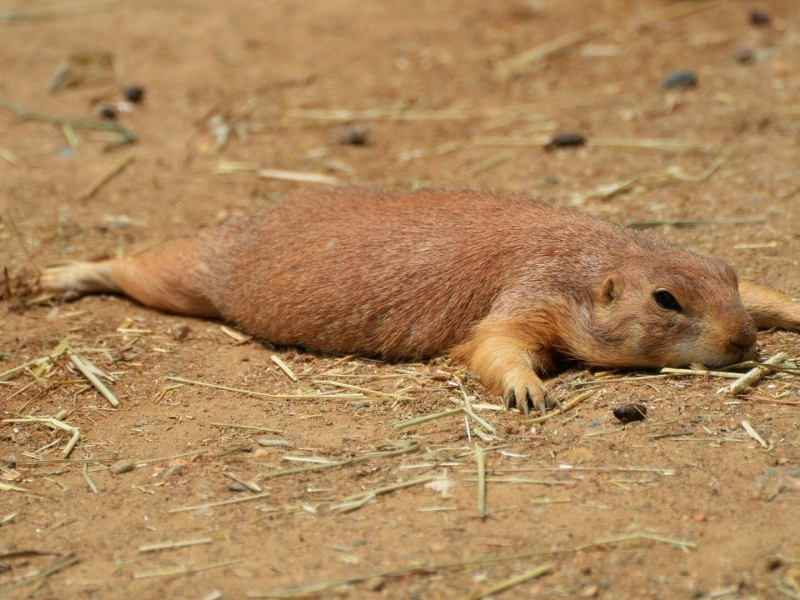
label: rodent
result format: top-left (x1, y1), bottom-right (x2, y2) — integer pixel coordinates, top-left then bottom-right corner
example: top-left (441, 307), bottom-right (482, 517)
top-left (39, 189), bottom-right (800, 415)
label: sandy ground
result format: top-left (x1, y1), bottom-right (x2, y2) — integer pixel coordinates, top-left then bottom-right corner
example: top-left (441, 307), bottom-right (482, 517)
top-left (2, 1), bottom-right (800, 598)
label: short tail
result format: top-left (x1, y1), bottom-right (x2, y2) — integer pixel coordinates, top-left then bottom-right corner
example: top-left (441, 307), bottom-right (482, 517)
top-left (40, 241), bottom-right (220, 318)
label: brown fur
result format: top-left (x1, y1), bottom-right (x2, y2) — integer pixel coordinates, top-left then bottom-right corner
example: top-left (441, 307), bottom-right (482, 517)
top-left (40, 189), bottom-right (800, 414)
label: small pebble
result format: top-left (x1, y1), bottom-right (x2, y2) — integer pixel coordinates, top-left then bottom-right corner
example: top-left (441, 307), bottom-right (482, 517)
top-left (110, 459), bottom-right (135, 474)
top-left (365, 577), bottom-right (385, 592)
top-left (545, 133), bottom-right (586, 151)
top-left (337, 123), bottom-right (370, 146)
top-left (736, 48), bottom-right (755, 64)
top-left (99, 105), bottom-right (117, 120)
top-left (123, 85), bottom-right (145, 103)
top-left (7, 460), bottom-right (16, 470)
top-left (54, 146), bottom-right (74, 159)
top-left (750, 10), bottom-right (772, 26)
top-left (613, 404), bottom-right (647, 423)
top-left (228, 481), bottom-right (249, 492)
top-left (163, 465), bottom-right (182, 479)
top-left (169, 323), bottom-right (190, 340)
top-left (660, 70), bottom-right (697, 89)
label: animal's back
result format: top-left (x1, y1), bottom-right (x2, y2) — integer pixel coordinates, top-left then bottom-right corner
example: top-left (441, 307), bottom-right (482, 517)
top-left (198, 189), bottom-right (660, 358)
top-left (39, 187), bottom-right (800, 414)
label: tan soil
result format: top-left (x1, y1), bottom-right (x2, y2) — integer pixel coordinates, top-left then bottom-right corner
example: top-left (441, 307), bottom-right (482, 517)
top-left (2, 1), bottom-right (800, 598)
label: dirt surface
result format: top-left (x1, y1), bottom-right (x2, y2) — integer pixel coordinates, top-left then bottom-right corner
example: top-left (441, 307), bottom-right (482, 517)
top-left (2, 1), bottom-right (800, 598)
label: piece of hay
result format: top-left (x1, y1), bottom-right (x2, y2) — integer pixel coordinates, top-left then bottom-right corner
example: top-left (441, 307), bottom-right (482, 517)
top-left (727, 352), bottom-right (788, 394)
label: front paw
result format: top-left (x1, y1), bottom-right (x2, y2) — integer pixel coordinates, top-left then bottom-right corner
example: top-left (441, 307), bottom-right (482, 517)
top-left (503, 379), bottom-right (554, 416)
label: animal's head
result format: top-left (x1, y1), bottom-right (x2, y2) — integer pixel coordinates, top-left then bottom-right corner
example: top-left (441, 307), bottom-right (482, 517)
top-left (579, 251), bottom-right (757, 369)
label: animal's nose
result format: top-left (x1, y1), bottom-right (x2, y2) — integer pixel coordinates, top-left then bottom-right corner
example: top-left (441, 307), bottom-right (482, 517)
top-left (728, 314), bottom-right (757, 353)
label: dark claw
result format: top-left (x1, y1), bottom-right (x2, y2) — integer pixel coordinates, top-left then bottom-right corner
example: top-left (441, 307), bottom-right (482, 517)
top-left (521, 390), bottom-right (532, 416)
top-left (504, 390), bottom-right (516, 412)
top-left (536, 390), bottom-right (556, 417)
top-left (554, 398), bottom-right (564, 413)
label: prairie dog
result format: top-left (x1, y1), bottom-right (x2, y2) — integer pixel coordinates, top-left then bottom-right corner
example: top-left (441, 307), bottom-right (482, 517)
top-left (40, 189), bottom-right (800, 414)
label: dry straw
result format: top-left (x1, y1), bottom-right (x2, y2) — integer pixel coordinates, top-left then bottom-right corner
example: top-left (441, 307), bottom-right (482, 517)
top-left (0, 553), bottom-right (80, 595)
top-left (0, 94), bottom-right (135, 148)
top-left (523, 390), bottom-right (596, 425)
top-left (495, 0), bottom-right (730, 76)
top-left (75, 153), bottom-right (135, 200)
top-left (247, 532), bottom-right (696, 597)
top-left (476, 443), bottom-right (487, 519)
top-left (457, 562), bottom-right (554, 600)
top-left (166, 376), bottom-right (376, 400)
top-left (67, 349), bottom-right (118, 406)
top-left (727, 352), bottom-right (788, 394)
top-left (2, 416), bottom-right (80, 457)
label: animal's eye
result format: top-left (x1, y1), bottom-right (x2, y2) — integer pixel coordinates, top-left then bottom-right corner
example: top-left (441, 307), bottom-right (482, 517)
top-left (654, 290), bottom-right (682, 311)
top-left (654, 290), bottom-right (682, 312)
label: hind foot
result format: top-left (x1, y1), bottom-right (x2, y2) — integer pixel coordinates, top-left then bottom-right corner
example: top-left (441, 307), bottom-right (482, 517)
top-left (39, 261), bottom-right (117, 298)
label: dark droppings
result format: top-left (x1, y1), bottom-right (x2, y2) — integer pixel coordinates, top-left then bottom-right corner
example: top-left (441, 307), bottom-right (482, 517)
top-left (613, 404), bottom-right (647, 423)
top-left (123, 85), bottom-right (145, 103)
top-left (545, 133), bottom-right (586, 151)
top-left (337, 123), bottom-right (370, 145)
top-left (749, 10), bottom-right (772, 26)
top-left (99, 105), bottom-right (117, 119)
top-left (736, 48), bottom-right (755, 64)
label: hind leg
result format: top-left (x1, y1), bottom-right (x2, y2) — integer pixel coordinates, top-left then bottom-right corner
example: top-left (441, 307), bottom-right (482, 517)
top-left (40, 241), bottom-right (220, 318)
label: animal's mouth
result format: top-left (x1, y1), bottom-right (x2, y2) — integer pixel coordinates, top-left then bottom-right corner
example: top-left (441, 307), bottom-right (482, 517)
top-left (698, 345), bottom-right (757, 369)
top-left (729, 340), bottom-right (758, 364)
top-left (661, 338), bottom-right (758, 370)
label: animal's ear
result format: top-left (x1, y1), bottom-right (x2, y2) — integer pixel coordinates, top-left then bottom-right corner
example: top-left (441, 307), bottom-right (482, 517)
top-left (598, 275), bottom-right (619, 306)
